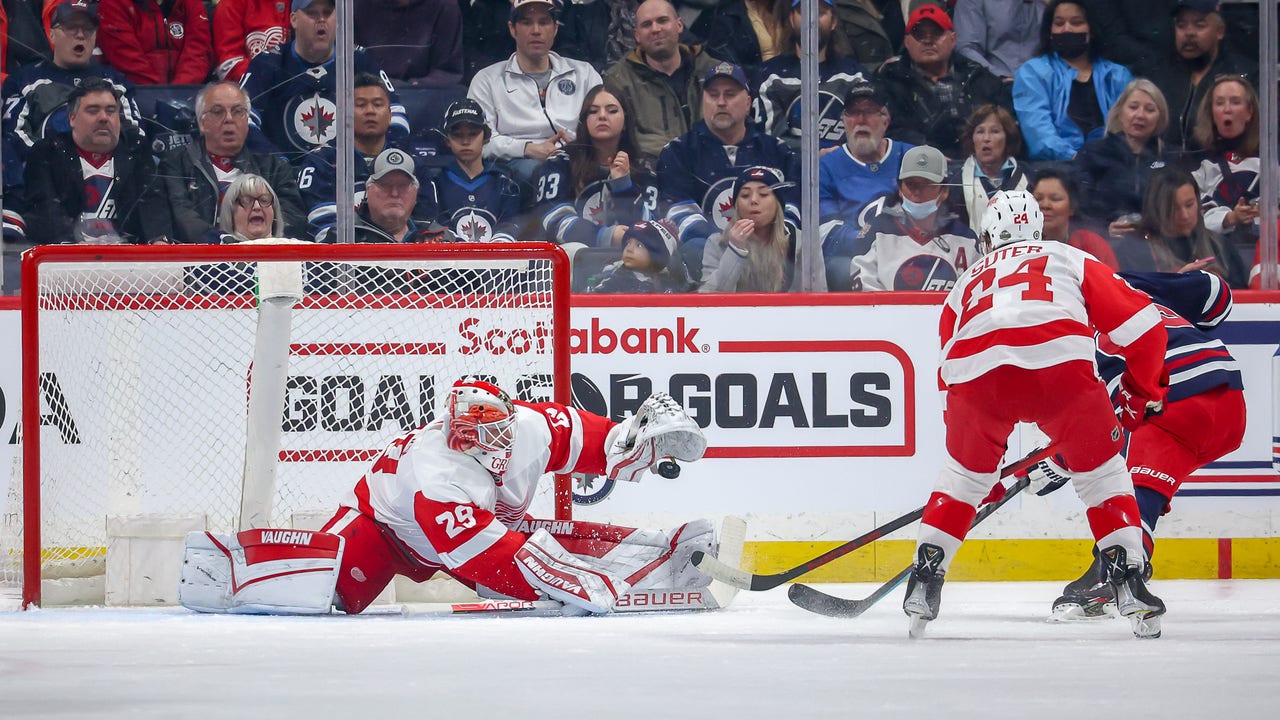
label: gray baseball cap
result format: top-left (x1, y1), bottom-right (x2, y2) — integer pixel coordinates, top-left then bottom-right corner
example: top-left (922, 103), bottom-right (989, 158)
top-left (368, 148), bottom-right (417, 184)
top-left (898, 145), bottom-right (947, 183)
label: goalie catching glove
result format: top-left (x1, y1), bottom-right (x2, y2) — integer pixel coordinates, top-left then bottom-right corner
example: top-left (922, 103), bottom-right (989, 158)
top-left (605, 392), bottom-right (707, 482)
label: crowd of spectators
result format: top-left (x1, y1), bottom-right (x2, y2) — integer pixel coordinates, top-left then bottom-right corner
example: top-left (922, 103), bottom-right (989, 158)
top-left (0, 0), bottom-right (1274, 292)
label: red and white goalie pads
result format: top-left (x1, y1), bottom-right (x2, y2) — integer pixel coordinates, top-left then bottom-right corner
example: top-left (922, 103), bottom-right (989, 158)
top-left (178, 529), bottom-right (344, 615)
top-left (605, 392), bottom-right (707, 482)
top-left (515, 529), bottom-right (632, 613)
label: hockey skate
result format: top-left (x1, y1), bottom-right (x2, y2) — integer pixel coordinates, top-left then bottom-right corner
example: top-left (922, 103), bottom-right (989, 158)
top-left (902, 544), bottom-right (946, 639)
top-left (1100, 545), bottom-right (1165, 639)
top-left (1048, 554), bottom-right (1118, 621)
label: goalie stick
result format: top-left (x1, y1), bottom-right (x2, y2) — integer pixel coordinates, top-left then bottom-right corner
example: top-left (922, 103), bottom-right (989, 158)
top-left (690, 446), bottom-right (1050, 591)
top-left (786, 473), bottom-right (1034, 618)
top-left (400, 516), bottom-right (747, 618)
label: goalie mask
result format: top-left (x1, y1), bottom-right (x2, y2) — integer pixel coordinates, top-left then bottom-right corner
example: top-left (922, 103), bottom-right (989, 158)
top-left (980, 190), bottom-right (1043, 254)
top-left (446, 380), bottom-right (516, 457)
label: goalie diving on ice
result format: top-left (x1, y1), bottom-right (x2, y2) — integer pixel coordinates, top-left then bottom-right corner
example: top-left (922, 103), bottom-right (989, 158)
top-left (178, 380), bottom-right (732, 617)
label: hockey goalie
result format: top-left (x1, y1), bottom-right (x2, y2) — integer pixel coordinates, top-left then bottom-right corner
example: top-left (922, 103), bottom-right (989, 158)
top-left (179, 379), bottom-right (712, 616)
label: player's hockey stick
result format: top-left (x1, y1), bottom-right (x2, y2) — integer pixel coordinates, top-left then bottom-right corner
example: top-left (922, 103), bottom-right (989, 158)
top-left (787, 472), bottom-right (1034, 618)
top-left (689, 445), bottom-right (1050, 592)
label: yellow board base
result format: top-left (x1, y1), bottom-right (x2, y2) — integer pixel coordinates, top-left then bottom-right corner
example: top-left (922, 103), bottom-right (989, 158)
top-left (742, 538), bottom-right (1280, 582)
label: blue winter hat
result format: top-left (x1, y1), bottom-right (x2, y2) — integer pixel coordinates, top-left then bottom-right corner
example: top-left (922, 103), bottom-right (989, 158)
top-left (731, 165), bottom-right (791, 198)
top-left (623, 221), bottom-right (678, 267)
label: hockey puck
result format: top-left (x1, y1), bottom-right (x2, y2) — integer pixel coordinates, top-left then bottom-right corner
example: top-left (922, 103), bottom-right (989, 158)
top-left (657, 459), bottom-right (681, 479)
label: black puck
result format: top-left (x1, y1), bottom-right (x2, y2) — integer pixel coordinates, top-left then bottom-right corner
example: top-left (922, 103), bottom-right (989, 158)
top-left (657, 459), bottom-right (681, 479)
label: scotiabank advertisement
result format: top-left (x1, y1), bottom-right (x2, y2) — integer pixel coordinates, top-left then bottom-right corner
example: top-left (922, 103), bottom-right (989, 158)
top-left (0, 294), bottom-right (1277, 530)
top-left (561, 294), bottom-right (1280, 519)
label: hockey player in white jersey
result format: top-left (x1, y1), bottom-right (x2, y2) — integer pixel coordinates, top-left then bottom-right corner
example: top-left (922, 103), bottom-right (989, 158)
top-left (179, 379), bottom-right (713, 616)
top-left (904, 190), bottom-right (1170, 638)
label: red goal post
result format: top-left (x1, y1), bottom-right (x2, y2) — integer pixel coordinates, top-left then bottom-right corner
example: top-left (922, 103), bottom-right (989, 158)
top-left (4, 242), bottom-right (572, 609)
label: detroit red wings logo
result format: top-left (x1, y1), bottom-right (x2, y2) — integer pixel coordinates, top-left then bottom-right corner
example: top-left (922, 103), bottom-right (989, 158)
top-left (245, 28), bottom-right (287, 59)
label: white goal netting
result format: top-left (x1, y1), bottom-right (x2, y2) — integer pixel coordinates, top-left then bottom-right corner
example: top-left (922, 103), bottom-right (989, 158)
top-left (1, 242), bottom-right (570, 607)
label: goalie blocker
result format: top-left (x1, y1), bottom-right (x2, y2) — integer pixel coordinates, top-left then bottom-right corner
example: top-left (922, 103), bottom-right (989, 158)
top-left (179, 518), bottom-right (723, 616)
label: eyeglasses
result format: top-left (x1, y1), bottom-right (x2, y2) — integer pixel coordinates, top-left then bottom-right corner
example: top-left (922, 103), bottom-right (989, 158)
top-left (235, 194), bottom-right (274, 209)
top-left (54, 22), bottom-right (97, 36)
top-left (203, 106), bottom-right (250, 120)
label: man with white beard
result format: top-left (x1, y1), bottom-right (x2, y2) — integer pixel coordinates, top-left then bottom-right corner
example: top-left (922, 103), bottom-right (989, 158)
top-left (817, 77), bottom-right (914, 290)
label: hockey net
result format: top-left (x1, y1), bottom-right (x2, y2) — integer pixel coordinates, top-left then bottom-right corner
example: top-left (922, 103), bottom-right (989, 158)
top-left (2, 242), bottom-right (571, 608)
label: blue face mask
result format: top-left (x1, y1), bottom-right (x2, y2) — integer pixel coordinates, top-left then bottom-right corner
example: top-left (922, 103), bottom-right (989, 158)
top-left (901, 196), bottom-right (939, 220)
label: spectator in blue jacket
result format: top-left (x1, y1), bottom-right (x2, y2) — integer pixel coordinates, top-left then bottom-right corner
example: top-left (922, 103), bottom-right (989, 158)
top-left (1012, 0), bottom-right (1133, 161)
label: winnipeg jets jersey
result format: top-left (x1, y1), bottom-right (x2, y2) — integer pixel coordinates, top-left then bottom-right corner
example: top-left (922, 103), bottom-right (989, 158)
top-left (851, 209), bottom-right (978, 291)
top-left (241, 44), bottom-right (408, 162)
top-left (430, 161), bottom-right (523, 242)
top-left (535, 151), bottom-right (660, 246)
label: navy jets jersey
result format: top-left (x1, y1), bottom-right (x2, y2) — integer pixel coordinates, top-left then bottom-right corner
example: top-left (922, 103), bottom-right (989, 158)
top-left (241, 44), bottom-right (409, 162)
top-left (534, 151), bottom-right (660, 246)
top-left (754, 57), bottom-right (867, 151)
top-left (430, 161), bottom-right (523, 242)
top-left (2, 61), bottom-right (143, 157)
top-left (296, 145), bottom-right (441, 236)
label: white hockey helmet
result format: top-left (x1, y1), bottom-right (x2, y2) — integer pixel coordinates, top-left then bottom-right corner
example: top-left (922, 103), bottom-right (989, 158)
top-left (445, 379), bottom-right (516, 455)
top-left (980, 190), bottom-right (1043, 253)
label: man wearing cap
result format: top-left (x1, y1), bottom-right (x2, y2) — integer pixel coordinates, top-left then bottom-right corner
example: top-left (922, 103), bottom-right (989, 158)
top-left (656, 60), bottom-right (799, 281)
top-left (430, 98), bottom-right (523, 243)
top-left (97, 0), bottom-right (214, 85)
top-left (1136, 0), bottom-right (1257, 158)
top-left (756, 0), bottom-right (869, 153)
top-left (874, 3), bottom-right (1009, 159)
top-left (817, 76), bottom-right (913, 289)
top-left (603, 0), bottom-right (721, 170)
top-left (467, 0), bottom-right (602, 193)
top-left (22, 77), bottom-right (171, 244)
top-left (296, 73), bottom-right (440, 238)
top-left (319, 148), bottom-right (453, 244)
top-left (848, 144), bottom-right (977, 292)
top-left (2, 0), bottom-right (144, 162)
top-left (159, 80), bottom-right (307, 242)
top-left (241, 0), bottom-right (410, 163)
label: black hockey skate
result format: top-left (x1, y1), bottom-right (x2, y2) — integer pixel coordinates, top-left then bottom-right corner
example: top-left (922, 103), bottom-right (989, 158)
top-left (902, 544), bottom-right (946, 639)
top-left (1048, 554), bottom-right (1117, 621)
top-left (1100, 545), bottom-right (1165, 639)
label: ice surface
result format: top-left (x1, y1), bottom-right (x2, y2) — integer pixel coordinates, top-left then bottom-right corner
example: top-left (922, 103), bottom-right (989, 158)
top-left (3, 580), bottom-right (1278, 719)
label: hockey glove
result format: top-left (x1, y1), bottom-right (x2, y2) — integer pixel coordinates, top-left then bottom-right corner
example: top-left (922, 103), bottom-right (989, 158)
top-left (1116, 379), bottom-right (1165, 434)
top-left (605, 393), bottom-right (707, 482)
top-left (1026, 457), bottom-right (1072, 496)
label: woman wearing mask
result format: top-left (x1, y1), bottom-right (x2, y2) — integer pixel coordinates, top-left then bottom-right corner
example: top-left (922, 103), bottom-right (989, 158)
top-left (849, 145), bottom-right (978, 292)
top-left (1112, 165), bottom-right (1247, 287)
top-left (1013, 0), bottom-right (1133, 161)
top-left (1031, 165), bottom-right (1119, 269)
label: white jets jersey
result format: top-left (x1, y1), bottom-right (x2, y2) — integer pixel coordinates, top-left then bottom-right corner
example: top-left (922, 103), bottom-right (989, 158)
top-left (939, 240), bottom-right (1162, 387)
top-left (851, 210), bottom-right (979, 291)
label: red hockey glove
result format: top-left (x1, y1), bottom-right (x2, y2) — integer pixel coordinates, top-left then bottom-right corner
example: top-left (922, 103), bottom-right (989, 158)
top-left (1116, 380), bottom-right (1165, 433)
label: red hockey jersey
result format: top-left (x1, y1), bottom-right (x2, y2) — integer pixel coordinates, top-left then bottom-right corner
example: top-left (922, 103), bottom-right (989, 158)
top-left (98, 0), bottom-right (213, 85)
top-left (211, 0), bottom-right (289, 82)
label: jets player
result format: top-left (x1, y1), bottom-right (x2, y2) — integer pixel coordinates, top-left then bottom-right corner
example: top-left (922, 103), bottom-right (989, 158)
top-left (240, 0), bottom-right (409, 163)
top-left (905, 190), bottom-right (1169, 639)
top-left (1041, 270), bottom-right (1245, 620)
top-left (179, 380), bottom-right (712, 616)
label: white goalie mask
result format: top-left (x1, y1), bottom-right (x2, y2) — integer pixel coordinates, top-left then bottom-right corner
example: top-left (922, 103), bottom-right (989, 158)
top-left (980, 190), bottom-right (1043, 254)
top-left (445, 379), bottom-right (516, 457)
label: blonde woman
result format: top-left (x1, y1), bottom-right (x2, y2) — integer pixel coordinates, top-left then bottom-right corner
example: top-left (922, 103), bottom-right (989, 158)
top-left (700, 166), bottom-right (817, 293)
top-left (1073, 77), bottom-right (1170, 234)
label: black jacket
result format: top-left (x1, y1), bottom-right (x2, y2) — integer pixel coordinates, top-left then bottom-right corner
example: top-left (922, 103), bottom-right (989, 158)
top-left (22, 132), bottom-right (171, 245)
top-left (1076, 132), bottom-right (1172, 224)
top-left (1137, 50), bottom-right (1258, 159)
top-left (158, 140), bottom-right (308, 243)
top-left (875, 51), bottom-right (1011, 158)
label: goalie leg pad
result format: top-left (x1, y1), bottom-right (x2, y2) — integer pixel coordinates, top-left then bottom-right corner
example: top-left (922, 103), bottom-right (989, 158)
top-left (178, 529), bottom-right (344, 615)
top-left (515, 529), bottom-right (630, 613)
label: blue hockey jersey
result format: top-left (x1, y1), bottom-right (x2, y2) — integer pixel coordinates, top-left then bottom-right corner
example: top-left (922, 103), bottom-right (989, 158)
top-left (430, 160), bottom-right (523, 242)
top-left (534, 151), bottom-right (660, 247)
top-left (1098, 271), bottom-right (1243, 404)
top-left (296, 144), bottom-right (441, 237)
top-left (241, 44), bottom-right (409, 163)
top-left (818, 139), bottom-right (914, 257)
